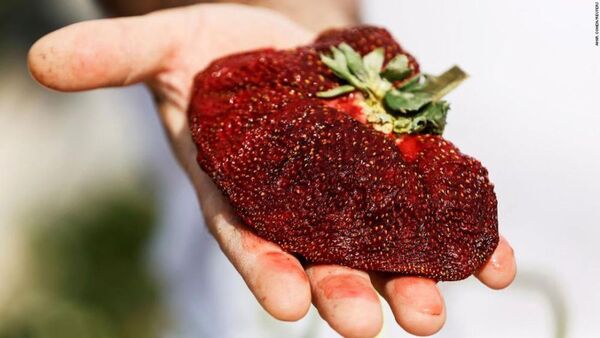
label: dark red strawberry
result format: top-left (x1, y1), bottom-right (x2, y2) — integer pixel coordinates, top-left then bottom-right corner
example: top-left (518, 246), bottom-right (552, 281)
top-left (188, 26), bottom-right (498, 281)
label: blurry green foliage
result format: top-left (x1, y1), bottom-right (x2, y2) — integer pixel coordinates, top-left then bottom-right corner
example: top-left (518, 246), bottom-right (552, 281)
top-left (0, 188), bottom-right (166, 338)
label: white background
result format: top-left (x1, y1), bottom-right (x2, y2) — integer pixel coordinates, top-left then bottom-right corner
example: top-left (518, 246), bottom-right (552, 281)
top-left (363, 1), bottom-right (600, 337)
top-left (158, 2), bottom-right (600, 337)
top-left (1, 1), bottom-right (598, 338)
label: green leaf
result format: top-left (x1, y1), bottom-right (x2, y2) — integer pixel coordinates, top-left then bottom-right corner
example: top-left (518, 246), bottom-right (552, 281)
top-left (384, 89), bottom-right (432, 113)
top-left (413, 101), bottom-right (450, 134)
top-left (320, 51), bottom-right (349, 79)
top-left (320, 50), bottom-right (365, 90)
top-left (399, 74), bottom-right (426, 91)
top-left (339, 43), bottom-right (368, 82)
top-left (316, 84), bottom-right (356, 98)
top-left (320, 55), bottom-right (342, 76)
top-left (363, 48), bottom-right (385, 79)
top-left (381, 54), bottom-right (411, 81)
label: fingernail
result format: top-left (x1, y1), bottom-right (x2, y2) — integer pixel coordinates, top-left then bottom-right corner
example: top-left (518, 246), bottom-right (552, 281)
top-left (490, 236), bottom-right (514, 270)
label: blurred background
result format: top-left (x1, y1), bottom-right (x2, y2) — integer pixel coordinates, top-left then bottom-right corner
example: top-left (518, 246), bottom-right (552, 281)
top-left (0, 0), bottom-right (598, 337)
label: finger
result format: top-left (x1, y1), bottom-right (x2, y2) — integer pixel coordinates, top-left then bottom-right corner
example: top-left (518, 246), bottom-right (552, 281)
top-left (157, 93), bottom-right (312, 321)
top-left (194, 169), bottom-right (311, 321)
top-left (475, 235), bottom-right (517, 290)
top-left (166, 95), bottom-right (311, 321)
top-left (28, 7), bottom-right (186, 91)
top-left (306, 265), bottom-right (383, 338)
top-left (371, 275), bottom-right (445, 337)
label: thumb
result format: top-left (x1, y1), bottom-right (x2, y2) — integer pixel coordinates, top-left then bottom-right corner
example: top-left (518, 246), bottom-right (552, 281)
top-left (28, 7), bottom-right (187, 92)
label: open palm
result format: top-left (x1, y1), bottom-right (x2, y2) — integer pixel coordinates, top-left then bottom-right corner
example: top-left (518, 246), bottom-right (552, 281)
top-left (28, 4), bottom-right (516, 337)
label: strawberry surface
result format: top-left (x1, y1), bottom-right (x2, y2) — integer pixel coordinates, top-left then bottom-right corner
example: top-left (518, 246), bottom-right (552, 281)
top-left (189, 26), bottom-right (498, 281)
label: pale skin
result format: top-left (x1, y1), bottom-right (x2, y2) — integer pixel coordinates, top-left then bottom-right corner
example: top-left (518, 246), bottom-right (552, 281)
top-left (28, 4), bottom-right (517, 337)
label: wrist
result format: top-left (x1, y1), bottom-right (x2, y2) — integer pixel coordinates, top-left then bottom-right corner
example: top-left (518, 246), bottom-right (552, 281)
top-left (99, 0), bottom-right (360, 31)
top-left (222, 0), bottom-right (360, 31)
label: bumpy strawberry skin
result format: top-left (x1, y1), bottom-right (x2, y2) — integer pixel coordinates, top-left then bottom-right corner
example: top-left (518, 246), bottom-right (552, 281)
top-left (188, 26), bottom-right (498, 281)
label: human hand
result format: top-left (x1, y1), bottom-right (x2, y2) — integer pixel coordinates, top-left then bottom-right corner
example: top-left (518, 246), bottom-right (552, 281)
top-left (28, 4), bottom-right (517, 337)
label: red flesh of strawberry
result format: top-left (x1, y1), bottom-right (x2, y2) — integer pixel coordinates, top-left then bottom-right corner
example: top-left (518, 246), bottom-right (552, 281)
top-left (189, 26), bottom-right (498, 281)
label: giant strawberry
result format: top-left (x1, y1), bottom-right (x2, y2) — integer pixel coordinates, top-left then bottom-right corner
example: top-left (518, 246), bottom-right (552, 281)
top-left (188, 26), bottom-right (498, 281)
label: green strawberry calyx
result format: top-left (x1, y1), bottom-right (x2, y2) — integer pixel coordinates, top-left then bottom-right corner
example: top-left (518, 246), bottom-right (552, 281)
top-left (317, 43), bottom-right (467, 135)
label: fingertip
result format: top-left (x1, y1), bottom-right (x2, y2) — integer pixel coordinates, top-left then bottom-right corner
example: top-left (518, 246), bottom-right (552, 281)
top-left (476, 236), bottom-right (517, 290)
top-left (394, 305), bottom-right (446, 337)
top-left (27, 23), bottom-right (102, 91)
top-left (26, 14), bottom-right (177, 92)
top-left (255, 252), bottom-right (311, 321)
top-left (317, 296), bottom-right (383, 338)
top-left (331, 304), bottom-right (383, 338)
top-left (375, 276), bottom-right (446, 337)
top-left (260, 285), bottom-right (312, 322)
top-left (307, 266), bottom-right (383, 338)
top-left (28, 35), bottom-right (55, 90)
top-left (206, 209), bottom-right (312, 322)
